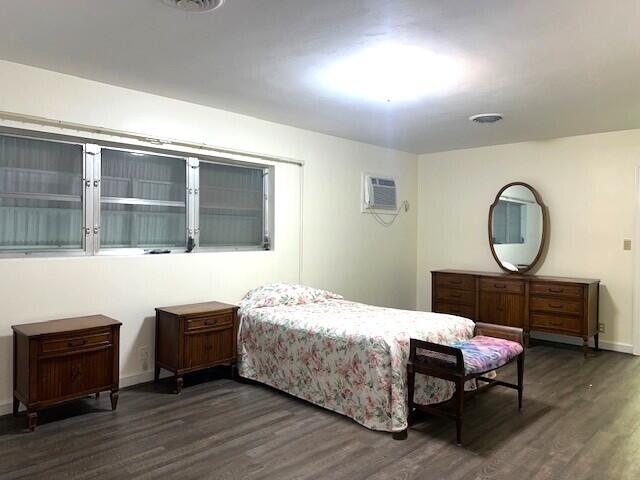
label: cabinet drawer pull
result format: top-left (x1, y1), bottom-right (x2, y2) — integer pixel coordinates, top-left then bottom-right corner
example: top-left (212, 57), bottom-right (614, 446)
top-left (549, 304), bottom-right (563, 309)
top-left (450, 294), bottom-right (461, 298)
top-left (549, 321), bottom-right (563, 327)
top-left (549, 288), bottom-right (564, 293)
top-left (205, 319), bottom-right (216, 326)
top-left (494, 284), bottom-right (506, 289)
top-left (67, 339), bottom-right (87, 348)
top-left (450, 280), bottom-right (462, 285)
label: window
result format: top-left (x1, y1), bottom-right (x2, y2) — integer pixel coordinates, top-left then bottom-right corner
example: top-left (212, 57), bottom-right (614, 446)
top-left (100, 149), bottom-right (187, 250)
top-left (0, 129), bottom-right (271, 256)
top-left (0, 134), bottom-right (84, 252)
top-left (492, 200), bottom-right (526, 244)
top-left (198, 161), bottom-right (265, 248)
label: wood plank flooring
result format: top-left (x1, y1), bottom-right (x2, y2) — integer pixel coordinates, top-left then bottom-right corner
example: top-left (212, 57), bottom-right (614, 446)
top-left (1, 343), bottom-right (639, 479)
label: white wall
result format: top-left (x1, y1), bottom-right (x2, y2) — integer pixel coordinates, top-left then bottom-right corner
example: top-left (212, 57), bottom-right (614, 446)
top-left (417, 129), bottom-right (640, 350)
top-left (0, 60), bottom-right (418, 409)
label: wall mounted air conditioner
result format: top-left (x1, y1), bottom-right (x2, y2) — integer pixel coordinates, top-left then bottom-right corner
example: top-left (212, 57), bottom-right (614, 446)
top-left (362, 174), bottom-right (397, 211)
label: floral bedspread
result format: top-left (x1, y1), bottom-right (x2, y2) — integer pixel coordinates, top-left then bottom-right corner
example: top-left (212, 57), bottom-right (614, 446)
top-left (238, 298), bottom-right (475, 432)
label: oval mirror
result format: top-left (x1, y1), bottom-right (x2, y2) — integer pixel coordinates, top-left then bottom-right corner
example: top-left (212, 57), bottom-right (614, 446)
top-left (489, 182), bottom-right (547, 274)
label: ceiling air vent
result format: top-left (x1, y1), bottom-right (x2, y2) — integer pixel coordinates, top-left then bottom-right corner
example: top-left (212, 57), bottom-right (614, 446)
top-left (469, 113), bottom-right (503, 124)
top-left (161, 0), bottom-right (225, 12)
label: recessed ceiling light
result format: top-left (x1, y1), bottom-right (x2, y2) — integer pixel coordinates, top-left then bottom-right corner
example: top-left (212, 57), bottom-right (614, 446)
top-left (315, 43), bottom-right (464, 103)
top-left (160, 0), bottom-right (225, 12)
top-left (469, 113), bottom-right (503, 124)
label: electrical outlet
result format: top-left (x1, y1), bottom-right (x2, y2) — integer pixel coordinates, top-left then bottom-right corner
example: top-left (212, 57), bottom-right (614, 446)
top-left (624, 239), bottom-right (632, 251)
top-left (140, 346), bottom-right (149, 370)
top-left (598, 323), bottom-right (605, 333)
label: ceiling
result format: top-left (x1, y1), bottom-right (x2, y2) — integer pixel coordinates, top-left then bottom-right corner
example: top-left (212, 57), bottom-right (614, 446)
top-left (0, 0), bottom-right (638, 154)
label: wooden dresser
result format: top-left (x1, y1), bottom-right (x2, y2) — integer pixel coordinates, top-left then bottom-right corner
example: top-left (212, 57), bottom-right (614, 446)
top-left (12, 315), bottom-right (121, 431)
top-left (155, 301), bottom-right (238, 393)
top-left (431, 269), bottom-right (600, 355)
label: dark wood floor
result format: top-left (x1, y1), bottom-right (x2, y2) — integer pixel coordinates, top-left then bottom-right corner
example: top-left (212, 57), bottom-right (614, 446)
top-left (1, 343), bottom-right (639, 480)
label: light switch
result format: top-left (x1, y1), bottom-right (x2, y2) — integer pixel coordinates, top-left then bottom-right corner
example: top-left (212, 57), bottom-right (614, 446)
top-left (624, 239), bottom-right (632, 251)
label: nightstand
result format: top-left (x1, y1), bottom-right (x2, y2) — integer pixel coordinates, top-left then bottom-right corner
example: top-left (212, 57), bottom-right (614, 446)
top-left (154, 301), bottom-right (238, 393)
top-left (12, 315), bottom-right (121, 431)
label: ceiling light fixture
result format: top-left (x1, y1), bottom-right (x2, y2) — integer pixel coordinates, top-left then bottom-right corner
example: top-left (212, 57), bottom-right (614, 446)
top-left (315, 43), bottom-right (464, 103)
top-left (469, 113), bottom-right (503, 124)
top-left (160, 0), bottom-right (225, 12)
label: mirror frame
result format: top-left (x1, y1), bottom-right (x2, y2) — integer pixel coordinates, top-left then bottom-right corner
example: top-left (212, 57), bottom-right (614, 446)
top-left (488, 181), bottom-right (548, 275)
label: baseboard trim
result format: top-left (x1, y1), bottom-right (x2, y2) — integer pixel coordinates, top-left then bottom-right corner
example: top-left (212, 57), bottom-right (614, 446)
top-left (0, 369), bottom-right (156, 418)
top-left (530, 331), bottom-right (634, 354)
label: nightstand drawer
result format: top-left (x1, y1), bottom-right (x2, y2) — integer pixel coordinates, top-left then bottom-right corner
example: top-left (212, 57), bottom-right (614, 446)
top-left (40, 330), bottom-right (112, 356)
top-left (184, 328), bottom-right (234, 368)
top-left (530, 313), bottom-right (582, 334)
top-left (186, 313), bottom-right (233, 332)
top-left (530, 297), bottom-right (583, 316)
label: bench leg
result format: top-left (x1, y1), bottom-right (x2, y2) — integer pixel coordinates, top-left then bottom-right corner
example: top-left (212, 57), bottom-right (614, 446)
top-left (456, 378), bottom-right (464, 446)
top-left (517, 353), bottom-right (524, 409)
top-left (407, 367), bottom-right (415, 426)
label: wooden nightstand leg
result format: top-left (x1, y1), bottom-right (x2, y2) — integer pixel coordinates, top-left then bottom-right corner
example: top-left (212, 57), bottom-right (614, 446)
top-left (154, 365), bottom-right (161, 383)
top-left (110, 390), bottom-right (119, 410)
top-left (13, 396), bottom-right (20, 417)
top-left (594, 333), bottom-right (599, 352)
top-left (175, 375), bottom-right (184, 394)
top-left (95, 392), bottom-right (100, 399)
top-left (27, 410), bottom-right (37, 432)
top-left (582, 337), bottom-right (589, 358)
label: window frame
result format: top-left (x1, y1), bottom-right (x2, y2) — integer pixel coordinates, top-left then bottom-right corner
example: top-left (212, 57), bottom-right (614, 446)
top-left (0, 132), bottom-right (90, 258)
top-left (193, 157), bottom-right (272, 253)
top-left (0, 127), bottom-right (273, 258)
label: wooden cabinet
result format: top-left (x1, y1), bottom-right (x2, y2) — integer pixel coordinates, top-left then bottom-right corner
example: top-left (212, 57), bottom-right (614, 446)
top-left (12, 315), bottom-right (121, 431)
top-left (432, 270), bottom-right (600, 356)
top-left (155, 301), bottom-right (238, 393)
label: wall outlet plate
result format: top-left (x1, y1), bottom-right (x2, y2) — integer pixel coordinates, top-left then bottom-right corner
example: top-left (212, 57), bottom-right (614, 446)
top-left (624, 239), bottom-right (632, 251)
top-left (598, 323), bottom-right (605, 333)
top-left (139, 346), bottom-right (148, 361)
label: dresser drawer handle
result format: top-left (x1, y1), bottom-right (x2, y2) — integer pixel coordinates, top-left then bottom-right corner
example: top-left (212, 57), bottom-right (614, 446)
top-left (549, 304), bottom-right (563, 309)
top-left (549, 288), bottom-right (564, 293)
top-left (204, 319), bottom-right (217, 326)
top-left (450, 293), bottom-right (461, 298)
top-left (494, 284), bottom-right (506, 289)
top-left (67, 339), bottom-right (87, 348)
top-left (549, 321), bottom-right (563, 327)
top-left (450, 280), bottom-right (462, 285)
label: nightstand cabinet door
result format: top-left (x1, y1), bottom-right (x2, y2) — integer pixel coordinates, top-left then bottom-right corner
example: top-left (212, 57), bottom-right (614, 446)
top-left (185, 328), bottom-right (235, 369)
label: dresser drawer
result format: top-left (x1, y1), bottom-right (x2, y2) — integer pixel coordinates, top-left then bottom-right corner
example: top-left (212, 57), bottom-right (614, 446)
top-left (530, 282), bottom-right (583, 299)
top-left (40, 330), bottom-right (112, 356)
top-left (530, 297), bottom-right (583, 316)
top-left (479, 278), bottom-right (525, 294)
top-left (434, 302), bottom-right (475, 319)
top-left (185, 313), bottom-right (233, 332)
top-left (434, 273), bottom-right (474, 291)
top-left (530, 313), bottom-right (582, 334)
top-left (435, 287), bottom-right (475, 306)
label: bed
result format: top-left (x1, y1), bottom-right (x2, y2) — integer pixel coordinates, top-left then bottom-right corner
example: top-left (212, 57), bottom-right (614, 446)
top-left (237, 284), bottom-right (475, 433)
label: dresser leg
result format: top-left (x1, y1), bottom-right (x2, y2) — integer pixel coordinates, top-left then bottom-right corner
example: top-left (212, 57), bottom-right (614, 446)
top-left (95, 392), bottom-right (100, 399)
top-left (110, 390), bottom-right (119, 411)
top-left (175, 376), bottom-right (184, 394)
top-left (594, 333), bottom-right (599, 352)
top-left (582, 337), bottom-right (589, 358)
top-left (27, 410), bottom-right (37, 432)
top-left (13, 396), bottom-right (20, 417)
top-left (154, 365), bottom-right (161, 383)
